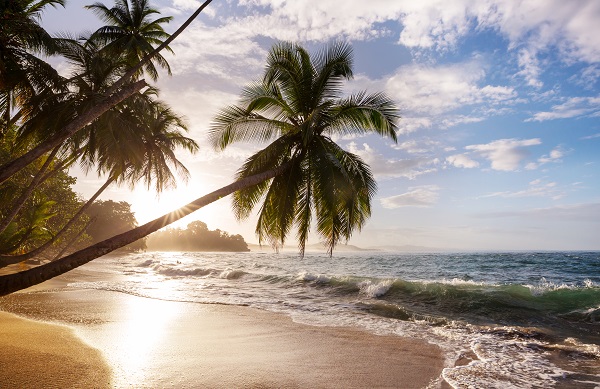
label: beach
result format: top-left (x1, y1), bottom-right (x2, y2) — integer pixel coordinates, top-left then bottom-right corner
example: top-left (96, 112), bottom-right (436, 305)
top-left (0, 263), bottom-right (446, 388)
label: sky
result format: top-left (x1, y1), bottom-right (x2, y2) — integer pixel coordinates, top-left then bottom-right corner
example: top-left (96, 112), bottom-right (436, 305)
top-left (42, 0), bottom-right (600, 251)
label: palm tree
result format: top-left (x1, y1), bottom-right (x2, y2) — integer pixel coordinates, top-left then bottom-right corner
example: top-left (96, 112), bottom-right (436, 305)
top-left (0, 94), bottom-right (198, 266)
top-left (0, 0), bottom-right (66, 136)
top-left (0, 41), bottom-right (399, 295)
top-left (86, 0), bottom-right (174, 81)
top-left (211, 41), bottom-right (398, 254)
top-left (0, 0), bottom-right (214, 184)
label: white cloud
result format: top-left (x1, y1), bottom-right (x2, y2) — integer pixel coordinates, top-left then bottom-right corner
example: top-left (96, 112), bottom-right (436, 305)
top-left (386, 61), bottom-right (516, 115)
top-left (380, 185), bottom-right (440, 209)
top-left (446, 154), bottom-right (479, 168)
top-left (580, 132), bottom-right (600, 140)
top-left (525, 147), bottom-right (566, 170)
top-left (517, 48), bottom-right (544, 88)
top-left (391, 139), bottom-right (441, 154)
top-left (167, 21), bottom-right (266, 83)
top-left (224, 1), bottom-right (600, 89)
top-left (347, 142), bottom-right (438, 180)
top-left (465, 138), bottom-right (541, 171)
top-left (480, 179), bottom-right (563, 199)
top-left (475, 202), bottom-right (600, 222)
top-left (383, 60), bottom-right (517, 133)
top-left (527, 96), bottom-right (600, 121)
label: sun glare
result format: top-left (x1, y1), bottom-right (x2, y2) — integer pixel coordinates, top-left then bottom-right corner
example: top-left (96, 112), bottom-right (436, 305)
top-left (106, 295), bottom-right (181, 387)
top-left (128, 180), bottom-right (223, 229)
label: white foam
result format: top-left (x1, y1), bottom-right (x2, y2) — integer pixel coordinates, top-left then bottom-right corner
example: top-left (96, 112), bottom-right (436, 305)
top-left (219, 268), bottom-right (245, 279)
top-left (296, 271), bottom-right (331, 283)
top-left (358, 279), bottom-right (394, 298)
top-left (154, 266), bottom-right (211, 277)
top-left (135, 259), bottom-right (156, 267)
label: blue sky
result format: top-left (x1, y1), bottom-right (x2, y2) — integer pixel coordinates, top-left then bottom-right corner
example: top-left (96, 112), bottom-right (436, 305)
top-left (44, 0), bottom-right (600, 250)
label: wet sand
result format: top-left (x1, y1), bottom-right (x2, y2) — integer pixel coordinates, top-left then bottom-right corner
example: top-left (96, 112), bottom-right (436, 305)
top-left (0, 267), bottom-right (446, 388)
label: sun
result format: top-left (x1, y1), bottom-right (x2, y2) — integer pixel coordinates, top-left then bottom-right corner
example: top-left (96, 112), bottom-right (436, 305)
top-left (128, 179), bottom-right (221, 229)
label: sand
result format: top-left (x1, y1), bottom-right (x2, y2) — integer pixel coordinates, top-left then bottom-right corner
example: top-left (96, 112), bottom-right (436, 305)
top-left (0, 312), bottom-right (111, 389)
top-left (0, 267), bottom-right (446, 388)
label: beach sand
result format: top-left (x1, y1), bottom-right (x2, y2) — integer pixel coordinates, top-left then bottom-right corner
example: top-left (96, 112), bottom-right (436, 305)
top-left (0, 266), bottom-right (446, 388)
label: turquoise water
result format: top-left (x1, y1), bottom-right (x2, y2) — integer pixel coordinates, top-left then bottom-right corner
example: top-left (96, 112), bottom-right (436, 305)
top-left (76, 250), bottom-right (600, 388)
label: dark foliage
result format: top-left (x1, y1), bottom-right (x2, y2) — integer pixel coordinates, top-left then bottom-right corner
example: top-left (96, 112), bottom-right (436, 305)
top-left (85, 199), bottom-right (146, 251)
top-left (146, 220), bottom-right (249, 252)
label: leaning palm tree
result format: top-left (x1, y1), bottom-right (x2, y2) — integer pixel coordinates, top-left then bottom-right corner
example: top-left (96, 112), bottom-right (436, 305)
top-left (0, 0), bottom-right (66, 136)
top-left (0, 41), bottom-right (399, 295)
top-left (86, 0), bottom-right (174, 81)
top-left (0, 0), bottom-right (213, 184)
top-left (0, 94), bottom-right (197, 266)
top-left (211, 41), bottom-right (398, 254)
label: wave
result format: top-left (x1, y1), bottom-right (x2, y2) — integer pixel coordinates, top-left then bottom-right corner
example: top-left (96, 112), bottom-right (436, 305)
top-left (294, 272), bottom-right (600, 337)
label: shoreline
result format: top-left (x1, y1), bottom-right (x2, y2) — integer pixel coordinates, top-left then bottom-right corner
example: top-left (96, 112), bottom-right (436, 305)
top-left (0, 269), bottom-right (448, 388)
top-left (0, 311), bottom-right (112, 388)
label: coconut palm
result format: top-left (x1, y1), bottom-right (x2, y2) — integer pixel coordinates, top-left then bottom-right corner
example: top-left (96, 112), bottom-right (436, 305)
top-left (211, 41), bottom-right (398, 254)
top-left (0, 0), bottom-right (213, 184)
top-left (0, 93), bottom-right (197, 266)
top-left (86, 0), bottom-right (174, 81)
top-left (0, 0), bottom-right (66, 136)
top-left (0, 41), bottom-right (399, 295)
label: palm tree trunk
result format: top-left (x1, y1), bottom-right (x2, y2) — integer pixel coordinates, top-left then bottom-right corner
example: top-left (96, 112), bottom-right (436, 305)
top-left (0, 79), bottom-right (146, 185)
top-left (52, 216), bottom-right (96, 261)
top-left (38, 146), bottom-right (85, 184)
top-left (0, 163), bottom-right (290, 296)
top-left (0, 0), bottom-right (214, 184)
top-left (0, 146), bottom-right (61, 235)
top-left (2, 91), bottom-right (9, 138)
top-left (0, 174), bottom-right (117, 266)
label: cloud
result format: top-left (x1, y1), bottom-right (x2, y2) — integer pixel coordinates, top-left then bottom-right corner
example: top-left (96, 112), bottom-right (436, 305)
top-left (480, 178), bottom-right (564, 200)
top-left (386, 61), bottom-right (516, 115)
top-left (517, 48), bottom-right (544, 88)
top-left (391, 139), bottom-right (441, 154)
top-left (167, 21), bottom-right (266, 84)
top-left (446, 154), bottom-right (479, 168)
top-left (580, 132), bottom-right (600, 140)
top-left (474, 202), bottom-right (600, 222)
top-left (525, 147), bottom-right (566, 170)
top-left (165, 1), bottom-right (599, 94)
top-left (380, 185), bottom-right (440, 209)
top-left (527, 96), bottom-right (600, 121)
top-left (383, 60), bottom-right (517, 133)
top-left (347, 142), bottom-right (438, 179)
top-left (465, 138), bottom-right (541, 171)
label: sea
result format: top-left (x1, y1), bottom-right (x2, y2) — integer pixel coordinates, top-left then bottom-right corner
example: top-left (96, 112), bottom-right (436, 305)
top-left (71, 250), bottom-right (600, 388)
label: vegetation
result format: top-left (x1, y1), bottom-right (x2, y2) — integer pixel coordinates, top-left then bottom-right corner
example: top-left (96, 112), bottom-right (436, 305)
top-left (0, 0), bottom-right (199, 268)
top-left (146, 221), bottom-right (249, 252)
top-left (85, 200), bottom-right (145, 251)
top-left (0, 129), bottom-right (89, 258)
top-left (0, 0), bottom-right (399, 295)
top-left (210, 41), bottom-right (398, 255)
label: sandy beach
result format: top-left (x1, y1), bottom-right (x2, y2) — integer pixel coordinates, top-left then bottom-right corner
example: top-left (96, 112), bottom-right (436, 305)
top-left (0, 265), bottom-right (446, 388)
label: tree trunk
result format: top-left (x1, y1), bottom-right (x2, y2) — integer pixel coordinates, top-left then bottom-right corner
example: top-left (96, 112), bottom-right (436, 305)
top-left (0, 79), bottom-right (146, 184)
top-left (0, 0), bottom-right (214, 184)
top-left (0, 174), bottom-right (117, 266)
top-left (0, 163), bottom-right (290, 296)
top-left (0, 146), bottom-right (61, 235)
top-left (52, 216), bottom-right (96, 261)
top-left (39, 146), bottom-right (85, 184)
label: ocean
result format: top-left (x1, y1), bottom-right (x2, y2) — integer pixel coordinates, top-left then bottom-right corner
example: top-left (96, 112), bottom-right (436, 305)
top-left (72, 250), bottom-right (600, 388)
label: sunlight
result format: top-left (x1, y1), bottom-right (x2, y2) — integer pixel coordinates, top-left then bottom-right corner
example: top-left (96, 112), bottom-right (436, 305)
top-left (128, 179), bottom-right (222, 228)
top-left (107, 292), bottom-right (181, 388)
